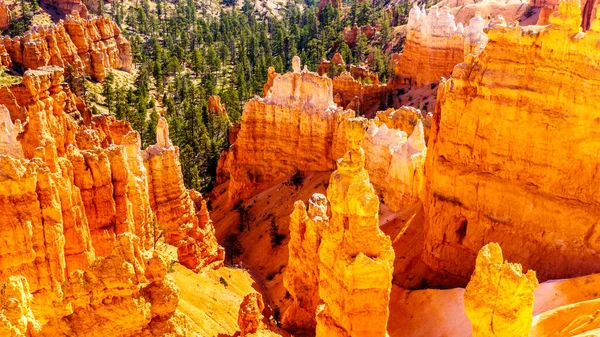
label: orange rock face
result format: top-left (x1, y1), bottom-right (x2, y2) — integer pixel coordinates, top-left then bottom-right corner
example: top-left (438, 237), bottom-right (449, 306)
top-left (1, 13), bottom-right (131, 81)
top-left (0, 66), bottom-right (223, 335)
top-left (283, 119), bottom-right (395, 336)
top-left (208, 95), bottom-right (228, 116)
top-left (143, 117), bottom-right (224, 270)
top-left (464, 243), bottom-right (538, 337)
top-left (238, 293), bottom-right (266, 336)
top-left (222, 61), bottom-right (342, 202)
top-left (423, 0), bottom-right (600, 283)
top-left (332, 72), bottom-right (389, 118)
top-left (220, 58), bottom-right (427, 211)
top-left (393, 5), bottom-right (467, 86)
top-left (283, 193), bottom-right (328, 333)
top-left (316, 118), bottom-right (395, 337)
top-left (0, 0), bottom-right (10, 30)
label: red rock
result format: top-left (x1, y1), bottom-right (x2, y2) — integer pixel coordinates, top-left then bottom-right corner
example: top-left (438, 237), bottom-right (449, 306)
top-left (0, 0), bottom-right (10, 31)
top-left (0, 13), bottom-right (131, 81)
top-left (238, 293), bottom-right (266, 336)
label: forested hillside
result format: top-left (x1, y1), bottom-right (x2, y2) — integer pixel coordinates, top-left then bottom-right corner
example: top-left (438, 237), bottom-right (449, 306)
top-left (90, 0), bottom-right (409, 191)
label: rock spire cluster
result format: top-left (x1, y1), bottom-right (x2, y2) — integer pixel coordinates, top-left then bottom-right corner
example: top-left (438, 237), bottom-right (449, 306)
top-left (0, 66), bottom-right (222, 335)
top-left (284, 118), bottom-right (395, 337)
top-left (219, 57), bottom-right (427, 212)
top-left (0, 13), bottom-right (131, 81)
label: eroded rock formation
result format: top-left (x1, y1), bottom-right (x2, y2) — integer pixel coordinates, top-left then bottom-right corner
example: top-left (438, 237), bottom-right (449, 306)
top-left (41, 0), bottom-right (88, 17)
top-left (316, 117), bottom-right (395, 337)
top-left (392, 4), bottom-right (488, 86)
top-left (219, 57), bottom-right (427, 212)
top-left (1, 12), bottom-right (131, 81)
top-left (143, 117), bottom-right (224, 271)
top-left (464, 243), bottom-right (538, 337)
top-left (423, 0), bottom-right (600, 283)
top-left (0, 0), bottom-right (10, 31)
top-left (283, 119), bottom-right (395, 336)
top-left (238, 293), bottom-right (266, 336)
top-left (283, 193), bottom-right (328, 333)
top-left (0, 66), bottom-right (223, 335)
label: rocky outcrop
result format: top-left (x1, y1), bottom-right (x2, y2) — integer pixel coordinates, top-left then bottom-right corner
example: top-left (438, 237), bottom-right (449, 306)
top-left (220, 57), bottom-right (427, 211)
top-left (392, 4), bottom-right (488, 86)
top-left (143, 117), bottom-right (224, 271)
top-left (364, 119), bottom-right (426, 211)
top-left (318, 0), bottom-right (342, 12)
top-left (41, 0), bottom-right (88, 17)
top-left (317, 53), bottom-right (389, 118)
top-left (283, 193), bottom-right (328, 333)
top-left (208, 95), bottom-right (228, 116)
top-left (238, 293), bottom-right (266, 336)
top-left (464, 243), bottom-right (538, 337)
top-left (0, 0), bottom-right (10, 31)
top-left (332, 72), bottom-right (389, 118)
top-left (283, 119), bottom-right (395, 336)
top-left (342, 24), bottom-right (376, 48)
top-left (222, 57), bottom-right (342, 202)
top-left (375, 106), bottom-right (432, 142)
top-left (423, 0), bottom-right (600, 283)
top-left (0, 105), bottom-right (23, 158)
top-left (1, 13), bottom-right (131, 81)
top-left (316, 117), bottom-right (395, 337)
top-left (0, 66), bottom-right (222, 335)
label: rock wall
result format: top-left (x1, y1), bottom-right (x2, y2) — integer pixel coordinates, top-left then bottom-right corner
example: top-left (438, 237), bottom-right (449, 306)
top-left (315, 118), bottom-right (394, 337)
top-left (0, 66), bottom-right (222, 335)
top-left (464, 243), bottom-right (538, 337)
top-left (392, 4), bottom-right (488, 86)
top-left (1, 13), bottom-right (131, 81)
top-left (219, 57), bottom-right (427, 212)
top-left (423, 0), bottom-right (600, 283)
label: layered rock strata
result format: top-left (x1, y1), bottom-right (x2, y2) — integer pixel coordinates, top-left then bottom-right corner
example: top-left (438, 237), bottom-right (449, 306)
top-left (315, 117), bottom-right (395, 337)
top-left (465, 243), bottom-right (538, 337)
top-left (219, 57), bottom-right (427, 212)
top-left (423, 0), bottom-right (600, 282)
top-left (1, 12), bottom-right (131, 81)
top-left (392, 4), bottom-right (488, 86)
top-left (0, 66), bottom-right (222, 335)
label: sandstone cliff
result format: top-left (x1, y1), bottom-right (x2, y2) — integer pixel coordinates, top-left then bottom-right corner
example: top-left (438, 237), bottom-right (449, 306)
top-left (1, 13), bottom-right (131, 81)
top-left (464, 243), bottom-right (538, 337)
top-left (423, 0), bottom-right (600, 283)
top-left (392, 4), bottom-right (488, 86)
top-left (219, 57), bottom-right (427, 212)
top-left (0, 66), bottom-right (223, 335)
